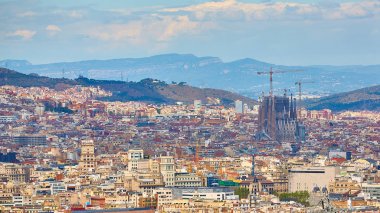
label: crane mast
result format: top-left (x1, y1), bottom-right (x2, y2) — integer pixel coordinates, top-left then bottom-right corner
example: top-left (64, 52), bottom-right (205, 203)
top-left (257, 67), bottom-right (302, 97)
top-left (295, 81), bottom-right (315, 117)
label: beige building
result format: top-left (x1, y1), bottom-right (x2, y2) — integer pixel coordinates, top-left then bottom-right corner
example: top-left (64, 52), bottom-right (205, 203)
top-left (0, 163), bottom-right (30, 182)
top-left (175, 173), bottom-right (202, 188)
top-left (136, 174), bottom-right (165, 195)
top-left (362, 183), bottom-right (380, 200)
top-left (127, 149), bottom-right (144, 160)
top-left (128, 159), bottom-right (150, 172)
top-left (288, 166), bottom-right (339, 192)
top-left (273, 172), bottom-right (288, 193)
top-left (127, 149), bottom-right (147, 172)
top-left (79, 139), bottom-right (96, 173)
top-left (124, 173), bottom-right (165, 196)
top-left (329, 177), bottom-right (361, 194)
top-left (160, 155), bottom-right (175, 187)
top-left (153, 188), bottom-right (173, 209)
top-left (105, 194), bottom-right (140, 209)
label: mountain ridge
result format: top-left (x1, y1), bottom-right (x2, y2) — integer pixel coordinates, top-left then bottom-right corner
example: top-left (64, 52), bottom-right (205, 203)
top-left (306, 85), bottom-right (380, 111)
top-left (1, 67), bottom-right (379, 111)
top-left (1, 53), bottom-right (379, 99)
top-left (0, 67), bottom-right (255, 105)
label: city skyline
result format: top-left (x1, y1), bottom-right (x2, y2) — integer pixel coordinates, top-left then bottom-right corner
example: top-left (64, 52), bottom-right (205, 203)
top-left (0, 1), bottom-right (380, 212)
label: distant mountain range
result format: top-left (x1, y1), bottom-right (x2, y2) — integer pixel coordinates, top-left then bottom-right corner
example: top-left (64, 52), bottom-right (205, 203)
top-left (0, 67), bottom-right (254, 105)
top-left (1, 67), bottom-right (379, 111)
top-left (1, 54), bottom-right (379, 98)
top-left (306, 85), bottom-right (380, 111)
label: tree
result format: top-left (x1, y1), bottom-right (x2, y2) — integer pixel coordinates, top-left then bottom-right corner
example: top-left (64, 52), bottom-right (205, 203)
top-left (234, 187), bottom-right (250, 199)
top-left (277, 191), bottom-right (310, 206)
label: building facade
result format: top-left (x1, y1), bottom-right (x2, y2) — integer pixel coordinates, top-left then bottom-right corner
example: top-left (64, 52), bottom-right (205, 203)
top-left (79, 140), bottom-right (96, 173)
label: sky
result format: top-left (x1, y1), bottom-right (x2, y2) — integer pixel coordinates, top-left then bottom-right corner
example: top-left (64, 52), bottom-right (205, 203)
top-left (1, 0), bottom-right (379, 65)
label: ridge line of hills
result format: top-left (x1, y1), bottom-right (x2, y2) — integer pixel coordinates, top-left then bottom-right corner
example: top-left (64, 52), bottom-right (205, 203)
top-left (1, 66), bottom-right (379, 111)
top-left (0, 67), bottom-right (255, 106)
top-left (2, 53), bottom-right (379, 98)
top-left (305, 85), bottom-right (380, 112)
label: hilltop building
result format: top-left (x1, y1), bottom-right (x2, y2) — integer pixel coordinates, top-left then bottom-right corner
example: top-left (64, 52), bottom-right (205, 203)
top-left (235, 100), bottom-right (243, 114)
top-left (194, 100), bottom-right (202, 110)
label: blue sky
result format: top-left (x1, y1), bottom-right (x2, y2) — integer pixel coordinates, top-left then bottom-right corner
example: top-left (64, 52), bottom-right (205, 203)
top-left (1, 0), bottom-right (379, 65)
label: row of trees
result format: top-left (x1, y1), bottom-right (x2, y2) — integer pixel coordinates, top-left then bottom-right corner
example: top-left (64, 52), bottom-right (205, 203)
top-left (275, 191), bottom-right (310, 206)
top-left (234, 188), bottom-right (310, 206)
top-left (234, 187), bottom-right (250, 199)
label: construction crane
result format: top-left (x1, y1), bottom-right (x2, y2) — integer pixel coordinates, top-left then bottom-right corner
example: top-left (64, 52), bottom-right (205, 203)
top-left (295, 81), bottom-right (315, 120)
top-left (294, 81), bottom-right (315, 108)
top-left (257, 67), bottom-right (303, 97)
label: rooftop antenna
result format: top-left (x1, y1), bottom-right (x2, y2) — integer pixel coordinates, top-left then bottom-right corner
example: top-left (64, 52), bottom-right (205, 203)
top-left (120, 71), bottom-right (124, 82)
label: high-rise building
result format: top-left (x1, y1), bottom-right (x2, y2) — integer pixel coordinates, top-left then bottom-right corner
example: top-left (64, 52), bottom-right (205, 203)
top-left (159, 155), bottom-right (175, 187)
top-left (127, 149), bottom-right (149, 172)
top-left (256, 95), bottom-right (299, 142)
top-left (127, 149), bottom-right (144, 161)
top-left (79, 140), bottom-right (96, 173)
top-left (235, 100), bottom-right (243, 114)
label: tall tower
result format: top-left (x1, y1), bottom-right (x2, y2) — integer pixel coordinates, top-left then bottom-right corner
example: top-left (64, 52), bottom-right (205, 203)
top-left (160, 155), bottom-right (175, 187)
top-left (79, 140), bottom-right (96, 173)
top-left (251, 155), bottom-right (255, 177)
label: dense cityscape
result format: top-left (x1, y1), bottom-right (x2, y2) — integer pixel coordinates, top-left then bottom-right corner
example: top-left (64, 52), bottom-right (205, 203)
top-left (2, 0), bottom-right (380, 212)
top-left (0, 83), bottom-right (379, 212)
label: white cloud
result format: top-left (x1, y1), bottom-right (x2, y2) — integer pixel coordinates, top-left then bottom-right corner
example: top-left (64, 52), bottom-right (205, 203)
top-left (46, 25), bottom-right (61, 32)
top-left (162, 0), bottom-right (313, 21)
top-left (324, 1), bottom-right (380, 20)
top-left (8, 30), bottom-right (36, 40)
top-left (86, 15), bottom-right (212, 43)
top-left (45, 25), bottom-right (62, 36)
top-left (162, 0), bottom-right (380, 21)
top-left (158, 15), bottom-right (199, 41)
